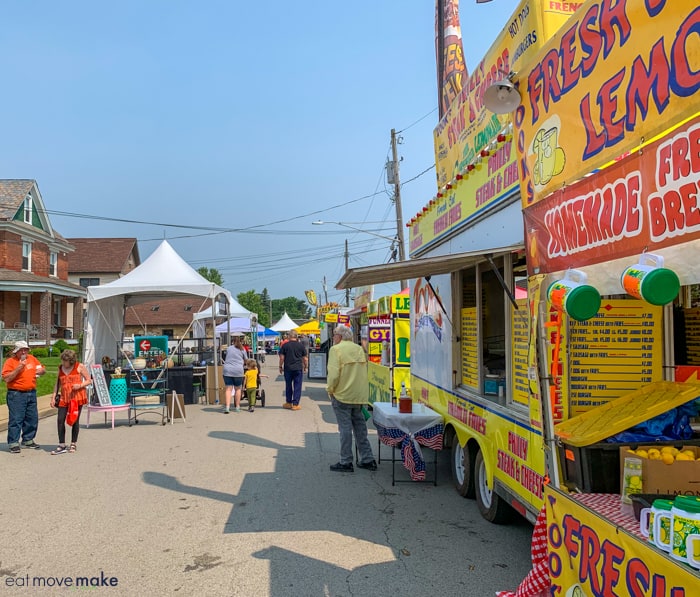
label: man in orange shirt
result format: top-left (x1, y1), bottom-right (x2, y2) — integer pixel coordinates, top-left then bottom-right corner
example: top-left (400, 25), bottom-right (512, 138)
top-left (2, 340), bottom-right (46, 453)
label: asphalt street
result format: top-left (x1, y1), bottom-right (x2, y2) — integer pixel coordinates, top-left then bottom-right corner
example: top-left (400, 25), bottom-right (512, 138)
top-left (0, 355), bottom-right (534, 596)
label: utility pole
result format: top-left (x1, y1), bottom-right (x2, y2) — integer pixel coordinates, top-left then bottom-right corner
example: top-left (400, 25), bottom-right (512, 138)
top-left (344, 239), bottom-right (350, 307)
top-left (322, 275), bottom-right (328, 305)
top-left (390, 128), bottom-right (408, 290)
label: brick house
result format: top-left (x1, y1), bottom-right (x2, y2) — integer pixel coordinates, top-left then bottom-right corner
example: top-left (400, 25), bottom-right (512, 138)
top-left (0, 180), bottom-right (86, 343)
top-left (123, 297), bottom-right (213, 339)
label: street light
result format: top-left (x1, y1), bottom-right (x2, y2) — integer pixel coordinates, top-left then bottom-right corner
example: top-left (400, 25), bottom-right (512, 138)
top-left (312, 220), bottom-right (398, 243)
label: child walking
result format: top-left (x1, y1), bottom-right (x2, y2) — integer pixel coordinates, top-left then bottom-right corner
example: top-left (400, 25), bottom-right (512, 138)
top-left (243, 359), bottom-right (267, 412)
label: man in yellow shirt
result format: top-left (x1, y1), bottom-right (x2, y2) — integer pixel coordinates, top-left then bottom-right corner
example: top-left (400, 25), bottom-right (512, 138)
top-left (326, 325), bottom-right (376, 472)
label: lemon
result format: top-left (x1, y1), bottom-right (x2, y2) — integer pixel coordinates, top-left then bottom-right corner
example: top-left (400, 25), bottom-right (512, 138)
top-left (628, 476), bottom-right (643, 491)
top-left (681, 449), bottom-right (695, 459)
top-left (647, 449), bottom-right (662, 460)
top-left (635, 449), bottom-right (649, 458)
top-left (676, 453), bottom-right (694, 461)
top-left (661, 446), bottom-right (680, 456)
top-left (661, 452), bottom-right (675, 465)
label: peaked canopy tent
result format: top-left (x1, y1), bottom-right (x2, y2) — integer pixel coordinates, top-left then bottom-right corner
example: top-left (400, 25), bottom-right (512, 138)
top-left (84, 240), bottom-right (233, 367)
top-left (191, 298), bottom-right (251, 338)
top-left (214, 317), bottom-right (265, 337)
top-left (270, 312), bottom-right (299, 332)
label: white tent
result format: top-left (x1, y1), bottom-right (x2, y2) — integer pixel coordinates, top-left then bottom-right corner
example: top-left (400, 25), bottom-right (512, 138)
top-left (270, 312), bottom-right (299, 332)
top-left (192, 298), bottom-right (250, 321)
top-left (214, 317), bottom-right (265, 336)
top-left (191, 299), bottom-right (251, 338)
top-left (85, 240), bottom-right (232, 365)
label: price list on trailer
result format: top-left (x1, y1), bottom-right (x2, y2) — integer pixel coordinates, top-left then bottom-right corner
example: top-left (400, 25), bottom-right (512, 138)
top-left (566, 300), bottom-right (663, 415)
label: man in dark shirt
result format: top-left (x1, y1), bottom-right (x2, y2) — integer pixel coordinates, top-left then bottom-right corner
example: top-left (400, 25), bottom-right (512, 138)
top-left (278, 330), bottom-right (308, 410)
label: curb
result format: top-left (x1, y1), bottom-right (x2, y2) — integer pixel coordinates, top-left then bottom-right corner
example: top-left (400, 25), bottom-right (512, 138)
top-left (0, 395), bottom-right (55, 435)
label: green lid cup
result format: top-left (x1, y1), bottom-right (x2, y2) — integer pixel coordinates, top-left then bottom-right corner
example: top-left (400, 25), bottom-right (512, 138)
top-left (621, 253), bottom-right (680, 306)
top-left (547, 269), bottom-right (601, 322)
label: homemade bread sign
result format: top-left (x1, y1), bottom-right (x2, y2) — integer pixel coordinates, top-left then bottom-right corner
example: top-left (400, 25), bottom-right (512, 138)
top-left (524, 116), bottom-right (700, 281)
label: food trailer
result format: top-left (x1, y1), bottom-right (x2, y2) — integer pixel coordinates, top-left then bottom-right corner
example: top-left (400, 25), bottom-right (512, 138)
top-left (366, 293), bottom-right (411, 404)
top-left (336, 0), bottom-right (700, 591)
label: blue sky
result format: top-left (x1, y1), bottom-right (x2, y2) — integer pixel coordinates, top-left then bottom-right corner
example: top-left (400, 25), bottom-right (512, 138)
top-left (2, 0), bottom-right (519, 306)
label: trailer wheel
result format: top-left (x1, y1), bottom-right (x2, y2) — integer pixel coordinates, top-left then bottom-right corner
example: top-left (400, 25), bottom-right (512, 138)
top-left (475, 450), bottom-right (514, 524)
top-left (451, 440), bottom-right (475, 498)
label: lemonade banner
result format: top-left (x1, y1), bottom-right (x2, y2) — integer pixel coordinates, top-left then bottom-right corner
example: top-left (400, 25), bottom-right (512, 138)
top-left (517, 0), bottom-right (700, 207)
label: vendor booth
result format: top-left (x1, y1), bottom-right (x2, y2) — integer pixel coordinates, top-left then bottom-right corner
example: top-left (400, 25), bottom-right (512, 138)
top-left (270, 312), bottom-right (298, 332)
top-left (84, 240), bottom-right (245, 407)
top-left (367, 293), bottom-right (410, 405)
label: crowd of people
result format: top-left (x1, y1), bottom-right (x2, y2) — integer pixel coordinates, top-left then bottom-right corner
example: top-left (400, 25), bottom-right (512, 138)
top-left (4, 325), bottom-right (377, 473)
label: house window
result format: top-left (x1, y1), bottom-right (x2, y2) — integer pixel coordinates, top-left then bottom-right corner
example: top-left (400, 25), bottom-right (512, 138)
top-left (23, 194), bottom-right (32, 224)
top-left (162, 329), bottom-right (174, 338)
top-left (49, 252), bottom-right (58, 277)
top-left (19, 294), bottom-right (30, 324)
top-left (79, 277), bottom-right (100, 288)
top-left (22, 242), bottom-right (32, 271)
top-left (53, 299), bottom-right (61, 326)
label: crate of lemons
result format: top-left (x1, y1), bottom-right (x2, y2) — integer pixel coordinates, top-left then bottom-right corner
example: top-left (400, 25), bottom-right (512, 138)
top-left (626, 445), bottom-right (697, 464)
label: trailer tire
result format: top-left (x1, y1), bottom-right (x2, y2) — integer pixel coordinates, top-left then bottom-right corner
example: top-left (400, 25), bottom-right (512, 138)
top-left (475, 450), bottom-right (514, 524)
top-left (451, 440), bottom-right (475, 498)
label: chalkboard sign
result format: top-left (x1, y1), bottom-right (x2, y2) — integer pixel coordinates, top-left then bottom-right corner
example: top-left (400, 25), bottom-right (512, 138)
top-left (90, 364), bottom-right (112, 406)
top-left (308, 352), bottom-right (327, 380)
top-left (0, 328), bottom-right (28, 345)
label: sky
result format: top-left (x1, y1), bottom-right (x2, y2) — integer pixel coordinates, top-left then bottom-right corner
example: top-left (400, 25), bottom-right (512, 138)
top-left (2, 0), bottom-right (521, 308)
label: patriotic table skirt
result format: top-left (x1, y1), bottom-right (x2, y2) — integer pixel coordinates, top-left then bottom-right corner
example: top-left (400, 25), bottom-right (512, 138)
top-left (374, 421), bottom-right (444, 481)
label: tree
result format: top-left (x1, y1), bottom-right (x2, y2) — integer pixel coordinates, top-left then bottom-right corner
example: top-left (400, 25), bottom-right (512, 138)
top-left (197, 267), bottom-right (224, 286)
top-left (236, 290), bottom-right (266, 323)
top-left (276, 296), bottom-right (312, 322)
top-left (235, 289), bottom-right (313, 328)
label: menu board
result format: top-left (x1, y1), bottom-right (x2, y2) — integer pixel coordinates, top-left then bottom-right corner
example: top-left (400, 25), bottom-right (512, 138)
top-left (510, 299), bottom-right (530, 407)
top-left (566, 300), bottom-right (662, 415)
top-left (308, 352), bottom-right (327, 380)
top-left (684, 308), bottom-right (700, 365)
top-left (90, 364), bottom-right (112, 406)
top-left (461, 307), bottom-right (479, 389)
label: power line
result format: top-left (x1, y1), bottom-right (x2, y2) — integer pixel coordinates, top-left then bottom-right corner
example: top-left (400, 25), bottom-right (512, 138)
top-left (398, 108), bottom-right (438, 133)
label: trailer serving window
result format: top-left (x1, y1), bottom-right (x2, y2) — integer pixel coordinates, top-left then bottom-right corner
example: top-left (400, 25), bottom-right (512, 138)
top-left (458, 252), bottom-right (526, 406)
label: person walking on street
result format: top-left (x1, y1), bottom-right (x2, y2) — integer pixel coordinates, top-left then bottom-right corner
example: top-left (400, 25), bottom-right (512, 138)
top-left (223, 336), bottom-right (247, 413)
top-left (326, 324), bottom-right (376, 472)
top-left (278, 330), bottom-right (307, 410)
top-left (2, 340), bottom-right (46, 453)
top-left (50, 349), bottom-right (92, 455)
top-left (244, 358), bottom-right (267, 412)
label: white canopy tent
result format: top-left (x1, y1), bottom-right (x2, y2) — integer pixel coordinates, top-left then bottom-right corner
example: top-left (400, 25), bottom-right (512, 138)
top-left (85, 240), bottom-right (232, 376)
top-left (191, 299), bottom-right (251, 339)
top-left (270, 312), bottom-right (299, 332)
top-left (214, 317), bottom-right (265, 336)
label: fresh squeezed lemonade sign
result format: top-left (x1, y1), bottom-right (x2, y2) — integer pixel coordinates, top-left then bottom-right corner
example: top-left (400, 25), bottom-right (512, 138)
top-left (517, 0), bottom-right (700, 206)
top-left (546, 488), bottom-right (700, 596)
